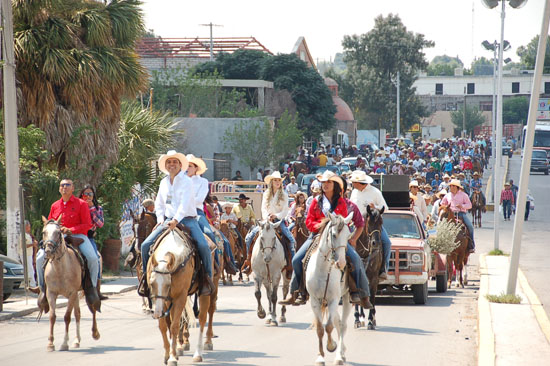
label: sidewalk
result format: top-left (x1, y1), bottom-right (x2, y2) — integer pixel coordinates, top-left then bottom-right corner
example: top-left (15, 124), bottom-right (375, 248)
top-left (0, 275), bottom-right (138, 322)
top-left (478, 254), bottom-right (550, 365)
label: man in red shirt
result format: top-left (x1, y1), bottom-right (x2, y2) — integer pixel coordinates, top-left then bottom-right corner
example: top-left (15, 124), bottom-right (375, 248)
top-left (33, 179), bottom-right (100, 311)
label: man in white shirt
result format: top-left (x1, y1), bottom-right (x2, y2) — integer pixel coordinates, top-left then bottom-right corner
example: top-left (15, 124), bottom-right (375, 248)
top-left (140, 150), bottom-right (214, 295)
top-left (409, 180), bottom-right (428, 223)
top-left (286, 176), bottom-right (299, 195)
top-left (256, 168), bottom-right (263, 181)
top-left (349, 170), bottom-right (392, 279)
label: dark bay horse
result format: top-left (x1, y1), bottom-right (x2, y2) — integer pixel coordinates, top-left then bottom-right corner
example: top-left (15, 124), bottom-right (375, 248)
top-left (354, 206), bottom-right (385, 330)
top-left (291, 206), bottom-right (309, 252)
top-left (439, 205), bottom-right (470, 288)
top-left (219, 221), bottom-right (245, 284)
top-left (470, 191), bottom-right (484, 228)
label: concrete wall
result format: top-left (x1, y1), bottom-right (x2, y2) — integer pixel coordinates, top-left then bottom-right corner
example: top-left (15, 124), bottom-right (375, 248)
top-left (139, 57), bottom-right (206, 74)
top-left (173, 117), bottom-right (269, 181)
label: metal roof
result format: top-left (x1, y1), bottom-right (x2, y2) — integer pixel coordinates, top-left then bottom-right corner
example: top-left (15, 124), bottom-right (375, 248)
top-left (136, 37), bottom-right (273, 58)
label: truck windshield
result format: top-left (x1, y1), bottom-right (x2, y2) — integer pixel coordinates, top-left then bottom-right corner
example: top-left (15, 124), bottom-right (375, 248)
top-left (384, 214), bottom-right (421, 239)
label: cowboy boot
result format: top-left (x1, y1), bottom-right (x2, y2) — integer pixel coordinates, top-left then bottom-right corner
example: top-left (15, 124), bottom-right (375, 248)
top-left (27, 286), bottom-right (40, 294)
top-left (241, 241), bottom-right (255, 275)
top-left (97, 279), bottom-right (109, 301)
top-left (200, 275), bottom-right (215, 296)
top-left (360, 296), bottom-right (374, 310)
top-left (37, 290), bottom-right (50, 313)
top-left (279, 291), bottom-right (299, 305)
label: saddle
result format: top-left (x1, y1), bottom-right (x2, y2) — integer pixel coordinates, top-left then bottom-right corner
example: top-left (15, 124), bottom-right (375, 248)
top-left (274, 228), bottom-right (293, 278)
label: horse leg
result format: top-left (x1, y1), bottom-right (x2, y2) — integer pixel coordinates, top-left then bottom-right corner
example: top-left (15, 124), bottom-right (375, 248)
top-left (353, 304), bottom-right (361, 329)
top-left (204, 293), bottom-right (217, 351)
top-left (60, 300), bottom-right (73, 351)
top-left (254, 277), bottom-right (266, 319)
top-left (47, 292), bottom-right (56, 352)
top-left (159, 317), bottom-right (170, 365)
top-left (182, 307), bottom-right (191, 351)
top-left (326, 302), bottom-right (337, 354)
top-left (314, 313), bottom-right (325, 366)
top-left (91, 306), bottom-right (100, 340)
top-left (336, 293), bottom-right (352, 365)
top-left (167, 298), bottom-right (186, 366)
top-left (368, 293), bottom-right (377, 330)
top-left (279, 275), bottom-right (289, 323)
top-left (73, 298), bottom-right (81, 348)
top-left (192, 295), bottom-right (210, 362)
top-left (269, 276), bottom-right (280, 326)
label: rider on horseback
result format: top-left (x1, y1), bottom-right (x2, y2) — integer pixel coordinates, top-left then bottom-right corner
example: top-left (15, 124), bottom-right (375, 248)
top-left (469, 172), bottom-right (486, 207)
top-left (349, 170), bottom-right (393, 280)
top-left (220, 203), bottom-right (244, 247)
top-left (140, 151), bottom-right (214, 296)
top-left (440, 179), bottom-right (475, 254)
top-left (279, 170), bottom-right (373, 309)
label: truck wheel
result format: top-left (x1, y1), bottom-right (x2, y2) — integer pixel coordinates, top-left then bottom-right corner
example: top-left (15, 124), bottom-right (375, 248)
top-left (436, 272), bottom-right (448, 293)
top-left (545, 169), bottom-right (549, 175)
top-left (412, 282), bottom-right (428, 304)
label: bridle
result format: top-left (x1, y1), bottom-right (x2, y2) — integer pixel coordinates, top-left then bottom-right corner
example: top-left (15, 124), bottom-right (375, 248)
top-left (43, 222), bottom-right (66, 259)
top-left (319, 220), bottom-right (348, 307)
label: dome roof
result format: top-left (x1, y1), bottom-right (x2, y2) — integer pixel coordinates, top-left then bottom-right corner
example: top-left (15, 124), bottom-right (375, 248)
top-left (333, 96), bottom-right (354, 121)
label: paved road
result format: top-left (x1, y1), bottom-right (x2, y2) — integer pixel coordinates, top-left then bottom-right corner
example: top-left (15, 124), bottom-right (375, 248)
top-left (0, 273), bottom-right (478, 366)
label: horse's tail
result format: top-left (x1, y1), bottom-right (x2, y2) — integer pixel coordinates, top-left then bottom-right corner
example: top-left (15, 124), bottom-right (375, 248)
top-left (182, 296), bottom-right (197, 329)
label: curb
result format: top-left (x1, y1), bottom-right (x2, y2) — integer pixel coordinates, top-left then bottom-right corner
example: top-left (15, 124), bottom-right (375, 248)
top-left (0, 300), bottom-right (68, 322)
top-left (518, 269), bottom-right (550, 343)
top-left (102, 285), bottom-right (137, 295)
top-left (478, 254), bottom-right (495, 366)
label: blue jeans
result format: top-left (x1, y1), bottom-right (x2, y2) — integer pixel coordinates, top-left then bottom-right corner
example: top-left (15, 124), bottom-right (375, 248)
top-left (289, 234), bottom-right (370, 298)
top-left (502, 200), bottom-right (512, 220)
top-left (197, 209), bottom-right (228, 265)
top-left (245, 220), bottom-right (296, 257)
top-left (457, 211), bottom-right (475, 250)
top-left (141, 218), bottom-right (213, 277)
top-left (381, 226), bottom-right (392, 273)
top-left (36, 234), bottom-right (99, 291)
top-left (89, 237), bottom-right (101, 279)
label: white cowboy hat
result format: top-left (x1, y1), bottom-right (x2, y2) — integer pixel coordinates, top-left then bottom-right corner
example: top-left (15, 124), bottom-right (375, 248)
top-left (443, 174), bottom-right (451, 179)
top-left (449, 179), bottom-right (463, 189)
top-left (409, 180), bottom-right (419, 188)
top-left (265, 171), bottom-right (283, 184)
top-left (158, 150), bottom-right (189, 175)
top-left (222, 202), bottom-right (234, 210)
top-left (186, 154), bottom-right (208, 175)
top-left (436, 189), bottom-right (448, 198)
top-left (349, 170), bottom-right (374, 184)
top-left (317, 170), bottom-right (344, 190)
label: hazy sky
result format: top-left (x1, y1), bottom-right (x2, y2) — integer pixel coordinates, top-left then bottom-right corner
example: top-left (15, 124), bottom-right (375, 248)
top-left (142, 0), bottom-right (545, 67)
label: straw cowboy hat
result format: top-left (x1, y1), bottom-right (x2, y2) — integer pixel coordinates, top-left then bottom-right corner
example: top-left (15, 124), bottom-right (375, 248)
top-left (473, 171), bottom-right (480, 176)
top-left (222, 202), bottom-right (234, 210)
top-left (436, 189), bottom-right (448, 198)
top-left (186, 154), bottom-right (208, 175)
top-left (443, 174), bottom-right (451, 179)
top-left (349, 170), bottom-right (374, 184)
top-left (265, 171), bottom-right (283, 184)
top-left (310, 180), bottom-right (322, 192)
top-left (294, 191), bottom-right (308, 201)
top-left (449, 179), bottom-right (463, 189)
top-left (158, 150), bottom-right (189, 175)
top-left (318, 170), bottom-right (344, 190)
top-left (409, 180), bottom-right (419, 188)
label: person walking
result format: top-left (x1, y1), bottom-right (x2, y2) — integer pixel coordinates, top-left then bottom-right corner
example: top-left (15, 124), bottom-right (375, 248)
top-left (500, 182), bottom-right (514, 221)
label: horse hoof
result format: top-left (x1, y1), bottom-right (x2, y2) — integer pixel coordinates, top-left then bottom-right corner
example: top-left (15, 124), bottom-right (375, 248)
top-left (183, 343), bottom-right (190, 351)
top-left (257, 309), bottom-right (266, 319)
top-left (47, 345), bottom-right (55, 352)
top-left (354, 321), bottom-right (361, 329)
top-left (177, 348), bottom-right (183, 356)
top-left (192, 356), bottom-right (203, 363)
top-left (167, 360), bottom-right (177, 366)
top-left (271, 320), bottom-right (278, 327)
top-left (92, 331), bottom-right (100, 340)
top-left (60, 344), bottom-right (69, 351)
top-left (315, 360), bottom-right (325, 366)
top-left (265, 318), bottom-right (271, 325)
top-left (72, 342), bottom-right (80, 349)
top-left (334, 359), bottom-right (344, 366)
top-left (279, 316), bottom-right (286, 323)
top-left (368, 323), bottom-right (376, 330)
top-left (204, 342), bottom-right (213, 351)
top-left (327, 341), bottom-right (337, 353)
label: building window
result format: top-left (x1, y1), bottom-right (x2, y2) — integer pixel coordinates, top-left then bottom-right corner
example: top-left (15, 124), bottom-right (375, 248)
top-left (213, 153), bottom-right (231, 181)
top-left (545, 82), bottom-right (550, 95)
top-left (480, 101), bottom-right (492, 111)
top-left (467, 83), bottom-right (475, 95)
top-left (435, 83), bottom-right (443, 95)
top-left (512, 82), bottom-right (520, 93)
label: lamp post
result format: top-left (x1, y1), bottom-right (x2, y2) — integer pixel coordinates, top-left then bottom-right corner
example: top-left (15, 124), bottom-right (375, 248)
top-left (481, 0), bottom-right (527, 251)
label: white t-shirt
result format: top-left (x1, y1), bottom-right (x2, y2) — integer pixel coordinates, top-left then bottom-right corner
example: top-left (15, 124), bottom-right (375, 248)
top-left (221, 212), bottom-right (238, 229)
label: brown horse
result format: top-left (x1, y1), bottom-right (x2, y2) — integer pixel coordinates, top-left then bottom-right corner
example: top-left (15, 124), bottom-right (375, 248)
top-left (354, 206), bottom-right (385, 330)
top-left (219, 221), bottom-right (245, 284)
top-left (470, 191), bottom-right (484, 228)
top-left (41, 217), bottom-right (100, 351)
top-left (472, 158), bottom-right (483, 176)
top-left (438, 205), bottom-right (470, 288)
top-left (291, 206), bottom-right (309, 252)
top-left (148, 229), bottom-right (222, 365)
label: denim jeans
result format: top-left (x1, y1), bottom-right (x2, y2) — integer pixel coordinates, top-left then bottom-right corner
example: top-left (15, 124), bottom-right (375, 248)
top-left (381, 226), bottom-right (392, 272)
top-left (36, 234), bottom-right (99, 291)
top-left (502, 200), bottom-right (512, 220)
top-left (457, 211), bottom-right (475, 250)
top-left (245, 220), bottom-right (296, 257)
top-left (89, 237), bottom-right (101, 279)
top-left (197, 209), bottom-right (226, 265)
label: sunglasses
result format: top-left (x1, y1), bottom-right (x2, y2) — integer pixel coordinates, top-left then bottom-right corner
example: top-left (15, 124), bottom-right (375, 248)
top-left (60, 183), bottom-right (72, 187)
top-left (82, 192), bottom-right (94, 197)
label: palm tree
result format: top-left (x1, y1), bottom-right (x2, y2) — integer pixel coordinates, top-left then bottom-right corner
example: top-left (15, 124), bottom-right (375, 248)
top-left (13, 0), bottom-right (148, 185)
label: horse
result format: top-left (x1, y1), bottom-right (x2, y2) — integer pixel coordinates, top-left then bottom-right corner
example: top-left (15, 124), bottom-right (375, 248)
top-left (438, 205), bottom-right (470, 288)
top-left (305, 212), bottom-right (354, 366)
top-left (470, 191), bottom-right (484, 228)
top-left (472, 158), bottom-right (483, 176)
top-left (251, 220), bottom-right (290, 326)
top-left (292, 206), bottom-right (309, 252)
top-left (219, 221), bottom-right (245, 284)
top-left (354, 206), bottom-right (385, 330)
top-left (148, 228), bottom-right (222, 365)
top-left (293, 161), bottom-right (308, 178)
top-left (41, 216), bottom-right (100, 352)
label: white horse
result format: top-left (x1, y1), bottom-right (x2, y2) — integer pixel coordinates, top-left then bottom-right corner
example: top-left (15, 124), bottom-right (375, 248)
top-left (251, 221), bottom-right (290, 326)
top-left (306, 212), bottom-right (354, 366)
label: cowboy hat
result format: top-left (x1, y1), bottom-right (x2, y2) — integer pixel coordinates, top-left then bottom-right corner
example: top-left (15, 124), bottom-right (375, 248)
top-left (158, 150), bottom-right (189, 175)
top-left (142, 198), bottom-right (154, 208)
top-left (238, 193), bottom-right (250, 200)
top-left (222, 202), bottom-right (234, 210)
top-left (318, 170), bottom-right (344, 190)
top-left (349, 170), bottom-right (374, 184)
top-left (473, 171), bottom-right (480, 176)
top-left (265, 171), bottom-right (283, 184)
top-left (443, 174), bottom-right (451, 179)
top-left (186, 154), bottom-right (208, 175)
top-left (294, 191), bottom-right (308, 201)
top-left (310, 180), bottom-right (322, 192)
top-left (436, 189), bottom-right (448, 198)
top-left (449, 179), bottom-right (463, 189)
top-left (409, 180), bottom-right (419, 188)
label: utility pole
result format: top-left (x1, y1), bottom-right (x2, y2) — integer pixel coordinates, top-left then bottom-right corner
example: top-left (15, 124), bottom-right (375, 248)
top-left (2, 0), bottom-right (22, 260)
top-left (199, 22), bottom-right (223, 61)
top-left (463, 93), bottom-right (467, 138)
top-left (396, 71), bottom-right (400, 138)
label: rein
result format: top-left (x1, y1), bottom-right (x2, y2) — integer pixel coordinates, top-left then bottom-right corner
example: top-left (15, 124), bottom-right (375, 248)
top-left (318, 221), bottom-right (346, 308)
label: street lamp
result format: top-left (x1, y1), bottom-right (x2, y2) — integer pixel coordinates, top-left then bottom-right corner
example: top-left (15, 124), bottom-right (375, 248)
top-left (481, 0), bottom-right (528, 252)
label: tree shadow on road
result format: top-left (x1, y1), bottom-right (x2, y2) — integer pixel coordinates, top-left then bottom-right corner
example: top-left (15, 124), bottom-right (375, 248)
top-left (186, 349), bottom-right (278, 365)
top-left (70, 345), bottom-right (154, 354)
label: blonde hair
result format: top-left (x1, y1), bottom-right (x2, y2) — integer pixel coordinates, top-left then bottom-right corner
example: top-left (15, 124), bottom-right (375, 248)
top-left (266, 179), bottom-right (285, 207)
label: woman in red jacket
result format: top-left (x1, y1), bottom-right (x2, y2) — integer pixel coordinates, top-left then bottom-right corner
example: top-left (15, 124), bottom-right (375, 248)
top-left (280, 171), bottom-right (372, 308)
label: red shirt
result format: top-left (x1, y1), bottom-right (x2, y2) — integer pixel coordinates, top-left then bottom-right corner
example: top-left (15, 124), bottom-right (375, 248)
top-left (463, 161), bottom-right (473, 170)
top-left (306, 196), bottom-right (348, 233)
top-left (48, 195), bottom-right (92, 235)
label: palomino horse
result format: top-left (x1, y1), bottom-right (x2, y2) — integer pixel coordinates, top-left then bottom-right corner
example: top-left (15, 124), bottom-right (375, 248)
top-left (438, 206), bottom-right (471, 288)
top-left (306, 212), bottom-right (354, 366)
top-left (470, 191), bottom-right (484, 228)
top-left (148, 229), bottom-right (222, 365)
top-left (292, 206), bottom-right (309, 252)
top-left (354, 206), bottom-right (385, 330)
top-left (219, 221), bottom-right (245, 284)
top-left (251, 221), bottom-right (290, 326)
top-left (41, 217), bottom-right (100, 351)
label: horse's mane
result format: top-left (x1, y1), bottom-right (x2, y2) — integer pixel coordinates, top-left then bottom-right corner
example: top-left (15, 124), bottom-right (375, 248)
top-left (153, 230), bottom-right (194, 271)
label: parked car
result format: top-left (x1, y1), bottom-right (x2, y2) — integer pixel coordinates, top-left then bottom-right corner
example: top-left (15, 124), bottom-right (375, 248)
top-left (530, 149), bottom-right (550, 175)
top-left (340, 157), bottom-right (367, 169)
top-left (1, 254), bottom-right (24, 301)
top-left (502, 144), bottom-right (512, 156)
top-left (299, 174), bottom-right (317, 194)
top-left (311, 165), bottom-right (341, 175)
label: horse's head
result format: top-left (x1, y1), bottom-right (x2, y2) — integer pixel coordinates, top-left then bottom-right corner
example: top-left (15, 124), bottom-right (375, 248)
top-left (42, 215), bottom-right (64, 260)
top-left (365, 205), bottom-right (384, 247)
top-left (148, 250), bottom-right (176, 319)
top-left (324, 212), bottom-right (354, 270)
top-left (438, 204), bottom-right (455, 222)
top-left (258, 220), bottom-right (281, 263)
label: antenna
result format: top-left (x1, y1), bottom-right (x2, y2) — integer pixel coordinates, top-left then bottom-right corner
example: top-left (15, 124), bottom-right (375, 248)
top-left (199, 22), bottom-right (223, 61)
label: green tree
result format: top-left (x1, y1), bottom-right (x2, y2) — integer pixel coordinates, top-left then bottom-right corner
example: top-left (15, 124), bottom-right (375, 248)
top-left (194, 49), bottom-right (269, 80)
top-left (427, 55), bottom-right (463, 76)
top-left (503, 96), bottom-right (529, 125)
top-left (517, 35), bottom-right (550, 72)
top-left (451, 105), bottom-right (486, 136)
top-left (270, 111), bottom-right (303, 165)
top-left (341, 14), bottom-right (433, 133)
top-left (14, 0), bottom-right (148, 185)
top-left (471, 57), bottom-right (494, 75)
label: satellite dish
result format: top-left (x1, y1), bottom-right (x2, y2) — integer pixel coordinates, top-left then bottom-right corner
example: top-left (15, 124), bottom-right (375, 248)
top-left (481, 0), bottom-right (499, 9)
top-left (509, 0), bottom-right (528, 9)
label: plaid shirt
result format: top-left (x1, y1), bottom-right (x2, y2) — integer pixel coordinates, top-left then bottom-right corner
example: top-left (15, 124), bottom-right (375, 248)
top-left (89, 205), bottom-right (104, 231)
top-left (500, 189), bottom-right (514, 204)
